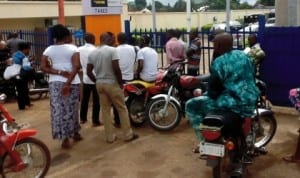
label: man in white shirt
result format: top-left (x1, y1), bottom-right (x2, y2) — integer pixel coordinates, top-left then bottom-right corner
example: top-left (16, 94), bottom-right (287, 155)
top-left (116, 32), bottom-right (136, 82)
top-left (78, 33), bottom-right (100, 126)
top-left (136, 35), bottom-right (158, 82)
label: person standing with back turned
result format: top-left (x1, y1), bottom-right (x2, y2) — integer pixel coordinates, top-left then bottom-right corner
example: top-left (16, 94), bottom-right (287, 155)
top-left (78, 32), bottom-right (101, 127)
top-left (87, 32), bottom-right (139, 143)
top-left (40, 24), bottom-right (82, 149)
top-left (185, 33), bottom-right (259, 153)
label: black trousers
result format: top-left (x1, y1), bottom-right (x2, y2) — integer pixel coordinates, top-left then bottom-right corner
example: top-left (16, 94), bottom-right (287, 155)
top-left (15, 77), bottom-right (30, 110)
top-left (80, 83), bottom-right (100, 124)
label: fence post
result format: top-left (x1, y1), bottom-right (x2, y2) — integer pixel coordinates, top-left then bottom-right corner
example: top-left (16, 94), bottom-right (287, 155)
top-left (124, 20), bottom-right (130, 42)
top-left (47, 27), bottom-right (54, 46)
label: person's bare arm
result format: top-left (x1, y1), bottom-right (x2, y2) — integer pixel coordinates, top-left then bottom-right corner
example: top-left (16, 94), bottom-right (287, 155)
top-left (136, 60), bottom-right (144, 79)
top-left (40, 55), bottom-right (69, 76)
top-left (87, 64), bottom-right (96, 83)
top-left (112, 60), bottom-right (123, 89)
top-left (62, 52), bottom-right (80, 96)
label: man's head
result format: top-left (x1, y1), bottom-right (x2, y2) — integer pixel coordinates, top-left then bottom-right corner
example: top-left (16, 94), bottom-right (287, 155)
top-left (117, 32), bottom-right (127, 45)
top-left (85, 32), bottom-right (95, 45)
top-left (18, 41), bottom-right (31, 55)
top-left (140, 35), bottom-right (151, 48)
top-left (213, 32), bottom-right (233, 55)
top-left (100, 32), bottom-right (115, 46)
top-left (189, 30), bottom-right (199, 40)
top-left (248, 34), bottom-right (258, 47)
top-left (166, 29), bottom-right (176, 41)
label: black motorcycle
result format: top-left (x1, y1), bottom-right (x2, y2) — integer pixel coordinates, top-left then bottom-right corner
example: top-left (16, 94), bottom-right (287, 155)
top-left (198, 80), bottom-right (276, 178)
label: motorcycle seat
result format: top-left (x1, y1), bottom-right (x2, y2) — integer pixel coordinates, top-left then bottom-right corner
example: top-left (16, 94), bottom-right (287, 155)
top-left (127, 80), bottom-right (155, 88)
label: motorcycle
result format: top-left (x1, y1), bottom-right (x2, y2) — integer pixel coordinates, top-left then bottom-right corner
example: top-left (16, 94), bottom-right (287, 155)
top-left (144, 65), bottom-right (210, 131)
top-left (198, 80), bottom-right (276, 178)
top-left (0, 93), bottom-right (51, 177)
top-left (28, 70), bottom-right (49, 101)
top-left (124, 69), bottom-right (168, 127)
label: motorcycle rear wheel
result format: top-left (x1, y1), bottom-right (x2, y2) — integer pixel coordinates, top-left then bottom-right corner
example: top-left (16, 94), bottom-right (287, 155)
top-left (254, 114), bottom-right (277, 148)
top-left (0, 137), bottom-right (51, 178)
top-left (145, 97), bottom-right (181, 131)
top-left (126, 95), bottom-right (147, 127)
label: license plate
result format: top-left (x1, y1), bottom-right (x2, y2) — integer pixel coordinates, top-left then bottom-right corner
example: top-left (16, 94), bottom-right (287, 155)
top-left (199, 142), bottom-right (225, 157)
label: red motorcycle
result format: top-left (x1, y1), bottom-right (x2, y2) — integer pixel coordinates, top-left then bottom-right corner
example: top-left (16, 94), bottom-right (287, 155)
top-left (144, 66), bottom-right (209, 131)
top-left (124, 69), bottom-right (168, 127)
top-left (124, 62), bottom-right (186, 127)
top-left (0, 94), bottom-right (51, 177)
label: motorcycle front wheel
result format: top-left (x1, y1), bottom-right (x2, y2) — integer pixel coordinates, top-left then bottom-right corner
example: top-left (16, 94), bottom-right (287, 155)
top-left (145, 97), bottom-right (181, 131)
top-left (254, 114), bottom-right (277, 148)
top-left (126, 95), bottom-right (147, 127)
top-left (0, 137), bottom-right (51, 178)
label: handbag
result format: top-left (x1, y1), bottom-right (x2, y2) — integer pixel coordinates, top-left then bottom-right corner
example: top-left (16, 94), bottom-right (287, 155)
top-left (3, 64), bottom-right (21, 80)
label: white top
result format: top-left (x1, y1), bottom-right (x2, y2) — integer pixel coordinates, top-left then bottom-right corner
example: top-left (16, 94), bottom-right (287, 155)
top-left (78, 43), bottom-right (96, 84)
top-left (43, 44), bottom-right (80, 84)
top-left (137, 47), bottom-right (158, 82)
top-left (116, 44), bottom-right (136, 80)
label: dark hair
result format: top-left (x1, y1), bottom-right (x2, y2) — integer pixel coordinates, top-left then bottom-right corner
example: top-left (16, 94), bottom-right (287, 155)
top-left (117, 32), bottom-right (127, 44)
top-left (141, 35), bottom-right (151, 45)
top-left (51, 24), bottom-right (71, 41)
top-left (84, 32), bottom-right (95, 44)
top-left (18, 41), bottom-right (31, 51)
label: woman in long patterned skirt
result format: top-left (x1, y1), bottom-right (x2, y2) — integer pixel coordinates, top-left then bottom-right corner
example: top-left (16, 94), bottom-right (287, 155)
top-left (40, 24), bottom-right (82, 149)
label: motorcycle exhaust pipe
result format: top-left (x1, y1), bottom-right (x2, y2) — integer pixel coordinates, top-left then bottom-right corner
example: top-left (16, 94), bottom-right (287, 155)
top-left (29, 88), bottom-right (49, 93)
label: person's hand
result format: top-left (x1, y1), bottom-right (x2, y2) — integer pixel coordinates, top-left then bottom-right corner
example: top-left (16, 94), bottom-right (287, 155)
top-left (119, 83), bottom-right (123, 90)
top-left (61, 83), bottom-right (71, 96)
top-left (61, 71), bottom-right (71, 78)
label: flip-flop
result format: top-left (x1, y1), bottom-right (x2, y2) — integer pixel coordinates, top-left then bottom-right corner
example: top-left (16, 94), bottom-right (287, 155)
top-left (192, 146), bottom-right (200, 153)
top-left (282, 155), bottom-right (300, 163)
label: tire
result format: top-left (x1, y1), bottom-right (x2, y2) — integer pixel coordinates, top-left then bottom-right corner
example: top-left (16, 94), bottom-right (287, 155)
top-left (29, 92), bottom-right (43, 101)
top-left (126, 95), bottom-right (147, 127)
top-left (212, 150), bottom-right (239, 178)
top-left (0, 137), bottom-right (51, 178)
top-left (254, 114), bottom-right (277, 148)
top-left (145, 97), bottom-right (181, 131)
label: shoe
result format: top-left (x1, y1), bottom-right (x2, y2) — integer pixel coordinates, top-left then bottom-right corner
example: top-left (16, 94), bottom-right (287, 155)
top-left (92, 123), bottom-right (101, 127)
top-left (80, 120), bottom-right (87, 124)
top-left (282, 155), bottom-right (300, 163)
top-left (124, 133), bottom-right (139, 142)
top-left (73, 133), bottom-right (83, 142)
top-left (106, 135), bottom-right (117, 144)
top-left (192, 146), bottom-right (200, 153)
top-left (61, 138), bottom-right (71, 149)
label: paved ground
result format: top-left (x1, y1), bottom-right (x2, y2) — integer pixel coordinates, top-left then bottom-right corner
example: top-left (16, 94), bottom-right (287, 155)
top-left (3, 98), bottom-right (300, 178)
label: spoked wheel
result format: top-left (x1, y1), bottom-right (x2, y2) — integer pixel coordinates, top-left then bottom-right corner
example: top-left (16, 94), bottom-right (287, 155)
top-left (254, 114), bottom-right (277, 148)
top-left (126, 95), bottom-right (147, 127)
top-left (1, 137), bottom-right (51, 178)
top-left (145, 97), bottom-right (181, 131)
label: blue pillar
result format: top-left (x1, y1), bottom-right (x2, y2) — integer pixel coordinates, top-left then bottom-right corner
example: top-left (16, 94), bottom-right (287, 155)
top-left (257, 15), bottom-right (266, 44)
top-left (124, 20), bottom-right (131, 43)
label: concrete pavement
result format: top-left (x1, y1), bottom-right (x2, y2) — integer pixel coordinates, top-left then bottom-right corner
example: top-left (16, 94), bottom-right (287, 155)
top-left (3, 98), bottom-right (300, 178)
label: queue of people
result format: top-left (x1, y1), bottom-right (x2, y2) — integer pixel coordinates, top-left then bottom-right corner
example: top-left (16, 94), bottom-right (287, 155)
top-left (1, 26), bottom-right (299, 165)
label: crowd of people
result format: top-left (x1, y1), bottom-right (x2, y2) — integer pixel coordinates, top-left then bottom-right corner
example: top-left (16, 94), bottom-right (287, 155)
top-left (0, 25), bottom-right (299, 162)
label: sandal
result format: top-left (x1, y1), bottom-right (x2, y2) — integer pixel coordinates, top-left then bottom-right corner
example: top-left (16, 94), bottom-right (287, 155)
top-left (192, 146), bottom-right (200, 153)
top-left (61, 138), bottom-right (71, 149)
top-left (282, 155), bottom-right (300, 163)
top-left (73, 133), bottom-right (83, 142)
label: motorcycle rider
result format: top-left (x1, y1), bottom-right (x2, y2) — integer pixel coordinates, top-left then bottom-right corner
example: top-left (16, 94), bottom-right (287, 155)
top-left (185, 32), bottom-right (259, 153)
top-left (135, 35), bottom-right (158, 82)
